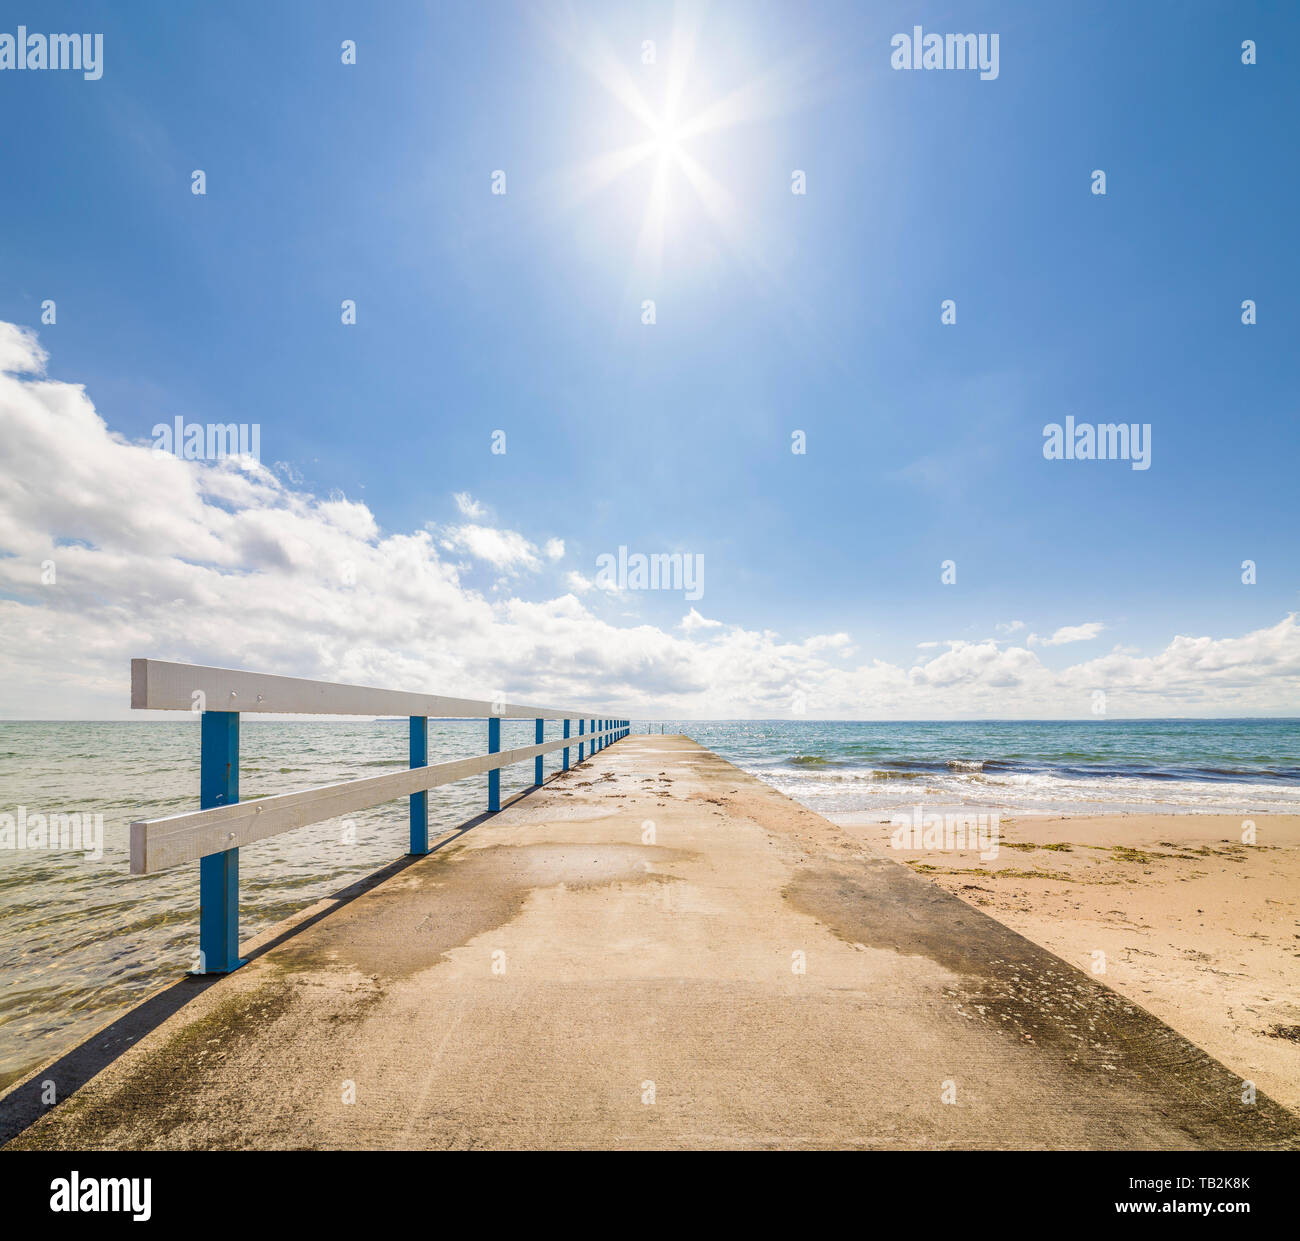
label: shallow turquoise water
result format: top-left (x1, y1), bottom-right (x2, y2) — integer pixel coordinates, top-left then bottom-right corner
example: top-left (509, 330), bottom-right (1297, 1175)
top-left (657, 718), bottom-right (1300, 817)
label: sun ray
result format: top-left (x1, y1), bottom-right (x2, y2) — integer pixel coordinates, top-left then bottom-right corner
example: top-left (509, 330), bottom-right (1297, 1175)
top-left (662, 1), bottom-right (700, 130)
top-left (552, 140), bottom-right (660, 211)
top-left (675, 50), bottom-right (822, 143)
top-left (545, 8), bottom-right (663, 135)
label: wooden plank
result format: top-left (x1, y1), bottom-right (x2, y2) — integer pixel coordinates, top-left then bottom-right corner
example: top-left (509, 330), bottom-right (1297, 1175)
top-left (129, 658), bottom-right (603, 721)
top-left (130, 727), bottom-right (622, 874)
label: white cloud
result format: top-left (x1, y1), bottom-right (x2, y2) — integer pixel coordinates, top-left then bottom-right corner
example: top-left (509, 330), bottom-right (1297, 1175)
top-left (1030, 622), bottom-right (1105, 647)
top-left (996, 620), bottom-right (1025, 634)
top-left (2, 326), bottom-right (1298, 720)
top-left (803, 632), bottom-right (855, 656)
top-left (565, 571), bottom-right (594, 594)
top-left (453, 491), bottom-right (485, 519)
top-left (441, 523), bottom-right (540, 573)
top-left (543, 537), bottom-right (564, 561)
top-left (680, 607), bottom-right (722, 633)
top-left (0, 322), bottom-right (46, 376)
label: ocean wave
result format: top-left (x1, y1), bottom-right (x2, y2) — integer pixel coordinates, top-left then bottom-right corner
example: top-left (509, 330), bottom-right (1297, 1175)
top-left (792, 754), bottom-right (1300, 785)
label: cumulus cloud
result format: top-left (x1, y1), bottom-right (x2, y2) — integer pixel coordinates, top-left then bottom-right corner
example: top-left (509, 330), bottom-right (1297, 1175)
top-left (0, 322), bottom-right (46, 376)
top-left (680, 608), bottom-right (722, 633)
top-left (440, 523), bottom-right (541, 573)
top-left (543, 538), bottom-right (564, 561)
top-left (565, 571), bottom-right (594, 594)
top-left (996, 620), bottom-right (1025, 634)
top-left (1030, 622), bottom-right (1106, 647)
top-left (2, 326), bottom-right (1298, 720)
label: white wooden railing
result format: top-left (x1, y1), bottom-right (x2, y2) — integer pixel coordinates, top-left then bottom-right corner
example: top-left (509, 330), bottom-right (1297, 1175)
top-left (128, 659), bottom-right (628, 973)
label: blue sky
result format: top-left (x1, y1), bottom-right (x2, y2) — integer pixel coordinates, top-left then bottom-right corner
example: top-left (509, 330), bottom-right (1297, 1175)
top-left (1, 1), bottom-right (1298, 717)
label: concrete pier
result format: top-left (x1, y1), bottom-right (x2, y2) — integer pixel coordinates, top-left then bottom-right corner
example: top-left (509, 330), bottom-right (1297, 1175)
top-left (4, 737), bottom-right (1297, 1150)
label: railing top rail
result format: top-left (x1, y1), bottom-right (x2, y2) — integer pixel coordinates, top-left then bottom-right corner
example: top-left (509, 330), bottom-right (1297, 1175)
top-left (131, 659), bottom-right (612, 721)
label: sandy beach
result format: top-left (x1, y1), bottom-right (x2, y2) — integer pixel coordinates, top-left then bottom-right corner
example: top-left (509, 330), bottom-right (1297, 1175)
top-left (832, 811), bottom-right (1300, 1112)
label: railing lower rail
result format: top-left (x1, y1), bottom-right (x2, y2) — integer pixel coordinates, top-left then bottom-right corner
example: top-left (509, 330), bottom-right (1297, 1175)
top-left (129, 659), bottom-right (628, 973)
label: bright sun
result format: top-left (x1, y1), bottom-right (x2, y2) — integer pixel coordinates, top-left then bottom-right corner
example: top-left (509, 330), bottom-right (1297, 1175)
top-left (548, 11), bottom-right (811, 283)
top-left (650, 117), bottom-right (682, 161)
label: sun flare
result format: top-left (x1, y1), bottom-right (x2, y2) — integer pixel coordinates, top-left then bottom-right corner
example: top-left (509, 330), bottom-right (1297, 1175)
top-left (541, 11), bottom-right (819, 294)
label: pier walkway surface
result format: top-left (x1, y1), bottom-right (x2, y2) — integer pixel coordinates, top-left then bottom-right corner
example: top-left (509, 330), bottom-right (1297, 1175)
top-left (4, 737), bottom-right (1297, 1150)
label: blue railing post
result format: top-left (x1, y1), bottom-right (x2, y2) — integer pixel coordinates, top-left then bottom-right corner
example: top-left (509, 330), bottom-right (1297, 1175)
top-left (488, 715), bottom-right (501, 811)
top-left (563, 718), bottom-right (570, 770)
top-left (534, 717), bottom-right (544, 786)
top-left (410, 715), bottom-right (428, 855)
top-left (578, 717), bottom-right (585, 762)
top-left (198, 710), bottom-right (243, 974)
